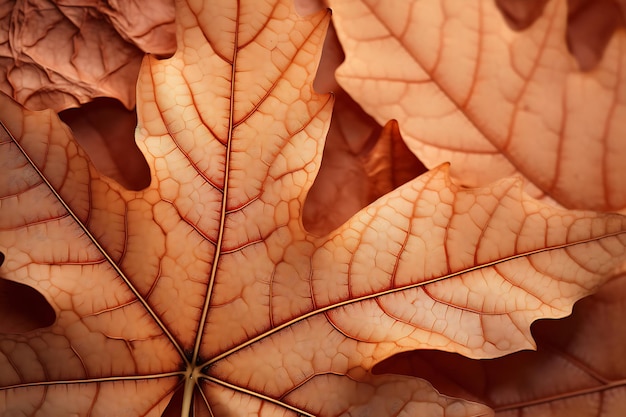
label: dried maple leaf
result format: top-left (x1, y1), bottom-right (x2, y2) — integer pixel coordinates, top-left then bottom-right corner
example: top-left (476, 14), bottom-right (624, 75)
top-left (329, 0), bottom-right (626, 212)
top-left (374, 273), bottom-right (626, 416)
top-left (1, 1), bottom-right (626, 417)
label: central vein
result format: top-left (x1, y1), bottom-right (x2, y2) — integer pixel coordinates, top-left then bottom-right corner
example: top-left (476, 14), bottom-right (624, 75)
top-left (181, 8), bottom-right (240, 417)
top-left (188, 0), bottom-right (240, 390)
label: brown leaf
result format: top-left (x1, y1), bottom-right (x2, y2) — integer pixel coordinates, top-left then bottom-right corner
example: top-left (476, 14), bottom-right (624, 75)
top-left (302, 19), bottom-right (384, 235)
top-left (87, 0), bottom-right (176, 57)
top-left (329, 0), bottom-right (626, 212)
top-left (1, 1), bottom-right (626, 416)
top-left (495, 0), bottom-right (549, 30)
top-left (360, 119), bottom-right (427, 203)
top-left (0, 0), bottom-right (175, 112)
top-left (302, 19), bottom-right (427, 235)
top-left (303, 91), bottom-right (381, 235)
top-left (304, 114), bottom-right (426, 237)
top-left (303, 91), bottom-right (426, 235)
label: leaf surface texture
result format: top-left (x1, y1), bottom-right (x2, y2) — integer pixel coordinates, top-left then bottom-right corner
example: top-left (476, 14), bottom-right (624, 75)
top-left (1, 0), bottom-right (626, 416)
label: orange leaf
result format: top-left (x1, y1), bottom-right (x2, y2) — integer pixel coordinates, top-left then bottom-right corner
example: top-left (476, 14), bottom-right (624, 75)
top-left (1, 1), bottom-right (625, 416)
top-left (329, 0), bottom-right (626, 211)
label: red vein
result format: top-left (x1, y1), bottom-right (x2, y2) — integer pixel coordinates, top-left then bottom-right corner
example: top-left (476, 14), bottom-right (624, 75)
top-left (202, 230), bottom-right (625, 367)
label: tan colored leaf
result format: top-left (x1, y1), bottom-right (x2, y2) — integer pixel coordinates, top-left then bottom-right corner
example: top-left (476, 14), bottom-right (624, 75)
top-left (374, 274), bottom-right (626, 416)
top-left (1, 1), bottom-right (626, 417)
top-left (329, 0), bottom-right (626, 211)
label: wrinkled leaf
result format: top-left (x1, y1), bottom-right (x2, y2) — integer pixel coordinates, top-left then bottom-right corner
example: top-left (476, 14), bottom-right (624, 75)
top-left (329, 0), bottom-right (626, 211)
top-left (0, 0), bottom-right (175, 112)
top-left (1, 1), bottom-right (626, 416)
top-left (91, 0), bottom-right (176, 56)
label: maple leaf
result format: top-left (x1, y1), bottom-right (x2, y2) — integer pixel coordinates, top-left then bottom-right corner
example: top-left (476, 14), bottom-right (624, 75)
top-left (328, 0), bottom-right (626, 211)
top-left (1, 1), bottom-right (626, 417)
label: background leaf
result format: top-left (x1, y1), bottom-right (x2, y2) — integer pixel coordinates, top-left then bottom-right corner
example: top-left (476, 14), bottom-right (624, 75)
top-left (374, 273), bottom-right (626, 416)
top-left (0, 0), bottom-right (175, 112)
top-left (329, 0), bottom-right (626, 211)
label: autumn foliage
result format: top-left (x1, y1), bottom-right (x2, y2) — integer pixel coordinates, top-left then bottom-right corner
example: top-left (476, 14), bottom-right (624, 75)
top-left (1, 0), bottom-right (625, 416)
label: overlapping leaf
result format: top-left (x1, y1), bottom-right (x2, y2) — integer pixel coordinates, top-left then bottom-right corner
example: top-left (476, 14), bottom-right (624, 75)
top-left (375, 274), bottom-right (626, 416)
top-left (302, 15), bottom-right (427, 235)
top-left (303, 93), bottom-right (426, 235)
top-left (1, 1), bottom-right (626, 416)
top-left (329, 0), bottom-right (626, 211)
